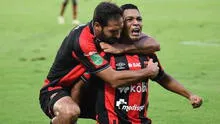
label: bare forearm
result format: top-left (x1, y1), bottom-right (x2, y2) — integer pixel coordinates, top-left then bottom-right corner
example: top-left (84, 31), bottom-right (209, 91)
top-left (111, 69), bottom-right (150, 87)
top-left (100, 35), bottom-right (160, 54)
top-left (157, 73), bottom-right (192, 99)
top-left (157, 73), bottom-right (203, 108)
top-left (124, 37), bottom-right (160, 54)
top-left (96, 67), bottom-right (153, 88)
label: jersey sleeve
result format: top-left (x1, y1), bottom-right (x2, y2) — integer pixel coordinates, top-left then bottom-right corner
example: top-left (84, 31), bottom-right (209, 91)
top-left (72, 26), bottom-right (110, 74)
top-left (80, 72), bottom-right (91, 83)
top-left (147, 53), bottom-right (165, 81)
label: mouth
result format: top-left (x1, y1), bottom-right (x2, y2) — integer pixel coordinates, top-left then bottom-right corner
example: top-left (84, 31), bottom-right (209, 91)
top-left (131, 28), bottom-right (141, 36)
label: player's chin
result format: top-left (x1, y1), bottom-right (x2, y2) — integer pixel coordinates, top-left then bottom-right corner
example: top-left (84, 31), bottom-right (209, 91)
top-left (130, 35), bottom-right (140, 41)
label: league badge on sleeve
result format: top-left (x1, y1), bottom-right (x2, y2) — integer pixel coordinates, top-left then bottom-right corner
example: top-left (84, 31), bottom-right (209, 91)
top-left (90, 53), bottom-right (104, 66)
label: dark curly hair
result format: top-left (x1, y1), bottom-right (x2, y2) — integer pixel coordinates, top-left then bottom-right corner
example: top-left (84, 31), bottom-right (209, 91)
top-left (120, 4), bottom-right (139, 13)
top-left (93, 2), bottom-right (122, 26)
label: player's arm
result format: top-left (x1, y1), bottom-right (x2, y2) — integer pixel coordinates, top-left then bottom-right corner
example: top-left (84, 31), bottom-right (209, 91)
top-left (73, 51), bottom-right (159, 88)
top-left (155, 73), bottom-right (203, 108)
top-left (95, 58), bottom-right (159, 88)
top-left (73, 37), bottom-right (159, 88)
top-left (100, 34), bottom-right (160, 54)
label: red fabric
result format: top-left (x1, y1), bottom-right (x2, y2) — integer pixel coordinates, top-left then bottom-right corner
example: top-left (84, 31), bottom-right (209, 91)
top-left (58, 64), bottom-right (86, 86)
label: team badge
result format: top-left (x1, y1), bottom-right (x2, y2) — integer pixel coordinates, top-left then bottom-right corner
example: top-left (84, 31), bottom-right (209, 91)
top-left (90, 53), bottom-right (103, 66)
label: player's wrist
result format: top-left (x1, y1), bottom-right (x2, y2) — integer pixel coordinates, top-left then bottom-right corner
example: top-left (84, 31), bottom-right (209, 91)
top-left (123, 44), bottom-right (135, 53)
top-left (186, 92), bottom-right (194, 100)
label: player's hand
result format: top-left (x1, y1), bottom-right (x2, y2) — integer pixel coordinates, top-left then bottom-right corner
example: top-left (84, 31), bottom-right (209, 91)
top-left (100, 42), bottom-right (125, 54)
top-left (189, 94), bottom-right (203, 108)
top-left (145, 58), bottom-right (159, 78)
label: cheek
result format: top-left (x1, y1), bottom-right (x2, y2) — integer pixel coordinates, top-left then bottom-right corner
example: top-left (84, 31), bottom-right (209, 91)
top-left (127, 25), bottom-right (132, 32)
top-left (105, 32), bottom-right (112, 38)
top-left (140, 23), bottom-right (143, 28)
top-left (103, 30), bottom-right (110, 37)
top-left (128, 28), bottom-right (133, 35)
top-left (124, 26), bottom-right (131, 33)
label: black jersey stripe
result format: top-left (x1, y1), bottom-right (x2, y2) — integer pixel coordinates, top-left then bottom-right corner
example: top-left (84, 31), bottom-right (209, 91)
top-left (96, 78), bottom-right (109, 124)
top-left (147, 54), bottom-right (165, 82)
top-left (138, 55), bottom-right (150, 124)
top-left (114, 55), bottom-right (131, 124)
top-left (95, 53), bottom-right (111, 124)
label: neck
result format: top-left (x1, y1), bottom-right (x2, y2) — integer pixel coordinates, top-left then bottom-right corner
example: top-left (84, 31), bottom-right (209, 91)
top-left (120, 36), bottom-right (134, 44)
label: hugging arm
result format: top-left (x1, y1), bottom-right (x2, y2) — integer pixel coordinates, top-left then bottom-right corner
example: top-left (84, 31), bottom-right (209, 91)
top-left (96, 59), bottom-right (159, 88)
top-left (100, 34), bottom-right (160, 54)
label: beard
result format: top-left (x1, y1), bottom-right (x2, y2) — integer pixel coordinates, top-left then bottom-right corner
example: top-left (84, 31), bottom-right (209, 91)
top-left (98, 31), bottom-right (119, 44)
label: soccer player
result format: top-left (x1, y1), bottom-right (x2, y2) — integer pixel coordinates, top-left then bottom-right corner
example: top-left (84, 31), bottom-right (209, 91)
top-left (40, 2), bottom-right (160, 124)
top-left (78, 4), bottom-right (203, 124)
top-left (58, 0), bottom-right (80, 25)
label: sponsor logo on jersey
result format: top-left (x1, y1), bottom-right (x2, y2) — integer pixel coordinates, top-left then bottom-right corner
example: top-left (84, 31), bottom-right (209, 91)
top-left (128, 62), bottom-right (141, 68)
top-left (118, 82), bottom-right (147, 93)
top-left (116, 99), bottom-right (145, 112)
top-left (116, 62), bottom-right (126, 70)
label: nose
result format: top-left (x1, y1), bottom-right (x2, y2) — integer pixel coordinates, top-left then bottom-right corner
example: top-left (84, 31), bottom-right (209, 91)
top-left (133, 19), bottom-right (139, 25)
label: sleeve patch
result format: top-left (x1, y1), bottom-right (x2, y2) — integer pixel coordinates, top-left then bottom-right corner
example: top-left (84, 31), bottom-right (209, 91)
top-left (90, 53), bottom-right (104, 66)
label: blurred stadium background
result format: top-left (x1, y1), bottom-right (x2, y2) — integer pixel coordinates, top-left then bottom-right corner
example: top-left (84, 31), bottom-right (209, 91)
top-left (0, 0), bottom-right (220, 123)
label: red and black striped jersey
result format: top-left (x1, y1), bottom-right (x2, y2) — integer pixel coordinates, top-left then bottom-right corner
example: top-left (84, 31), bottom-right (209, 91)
top-left (40, 21), bottom-right (110, 94)
top-left (96, 53), bottom-right (164, 124)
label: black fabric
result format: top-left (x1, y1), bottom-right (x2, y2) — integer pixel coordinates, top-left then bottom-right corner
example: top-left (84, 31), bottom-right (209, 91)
top-left (96, 77), bottom-right (109, 124)
top-left (147, 54), bottom-right (165, 82)
top-left (39, 89), bottom-right (70, 119)
top-left (47, 30), bottom-right (81, 81)
top-left (78, 79), bottom-right (98, 120)
top-left (138, 55), bottom-right (151, 124)
top-left (114, 55), bottom-right (131, 124)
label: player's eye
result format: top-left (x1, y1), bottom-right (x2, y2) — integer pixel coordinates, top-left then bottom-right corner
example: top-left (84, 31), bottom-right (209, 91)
top-left (137, 17), bottom-right (142, 22)
top-left (125, 18), bottom-right (133, 22)
top-left (110, 30), bottom-right (119, 34)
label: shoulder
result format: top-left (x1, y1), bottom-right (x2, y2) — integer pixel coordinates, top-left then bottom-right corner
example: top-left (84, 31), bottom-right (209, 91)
top-left (70, 24), bottom-right (98, 56)
top-left (139, 33), bottom-right (156, 41)
top-left (140, 33), bottom-right (149, 39)
top-left (79, 27), bottom-right (97, 54)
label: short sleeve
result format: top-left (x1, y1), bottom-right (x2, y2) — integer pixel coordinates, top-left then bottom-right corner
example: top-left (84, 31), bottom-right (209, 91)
top-left (72, 26), bottom-right (110, 74)
top-left (147, 53), bottom-right (165, 81)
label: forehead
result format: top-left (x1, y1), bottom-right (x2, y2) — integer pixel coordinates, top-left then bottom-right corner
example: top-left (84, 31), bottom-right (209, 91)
top-left (105, 17), bottom-right (123, 29)
top-left (123, 9), bottom-right (141, 18)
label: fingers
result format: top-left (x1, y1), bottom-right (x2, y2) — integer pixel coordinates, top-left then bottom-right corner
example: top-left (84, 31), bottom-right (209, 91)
top-left (190, 95), bottom-right (203, 108)
top-left (145, 59), bottom-right (152, 66)
top-left (146, 59), bottom-right (158, 67)
top-left (144, 58), bottom-right (160, 79)
top-left (100, 42), bottom-right (108, 49)
top-left (145, 58), bottom-right (158, 68)
top-left (192, 100), bottom-right (202, 108)
top-left (192, 102), bottom-right (202, 108)
top-left (147, 59), bottom-right (158, 64)
top-left (100, 42), bottom-right (111, 52)
top-left (148, 58), bottom-right (153, 63)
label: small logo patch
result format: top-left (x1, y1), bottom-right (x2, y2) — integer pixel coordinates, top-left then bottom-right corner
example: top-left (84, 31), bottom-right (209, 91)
top-left (116, 62), bottom-right (126, 70)
top-left (90, 53), bottom-right (104, 66)
top-left (116, 99), bottom-right (145, 112)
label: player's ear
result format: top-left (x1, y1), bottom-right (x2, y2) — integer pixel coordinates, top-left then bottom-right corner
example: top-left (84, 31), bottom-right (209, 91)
top-left (94, 22), bottom-right (102, 32)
